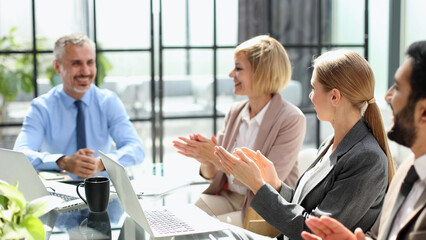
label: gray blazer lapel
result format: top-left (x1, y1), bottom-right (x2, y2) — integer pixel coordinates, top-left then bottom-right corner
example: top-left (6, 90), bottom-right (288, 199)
top-left (305, 137), bottom-right (332, 172)
top-left (296, 143), bottom-right (336, 203)
top-left (291, 139), bottom-right (330, 203)
top-left (296, 119), bottom-right (370, 203)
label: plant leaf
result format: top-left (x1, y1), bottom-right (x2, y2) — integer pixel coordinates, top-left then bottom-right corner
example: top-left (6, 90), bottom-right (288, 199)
top-left (0, 208), bottom-right (14, 222)
top-left (18, 69), bottom-right (34, 93)
top-left (0, 195), bottom-right (8, 209)
top-left (0, 70), bottom-right (19, 102)
top-left (96, 53), bottom-right (112, 86)
top-left (20, 215), bottom-right (45, 240)
top-left (26, 196), bottom-right (61, 218)
top-left (0, 181), bottom-right (26, 210)
top-left (1, 222), bottom-right (23, 239)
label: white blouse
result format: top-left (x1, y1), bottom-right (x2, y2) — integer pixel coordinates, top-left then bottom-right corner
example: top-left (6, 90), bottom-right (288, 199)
top-left (228, 101), bottom-right (271, 195)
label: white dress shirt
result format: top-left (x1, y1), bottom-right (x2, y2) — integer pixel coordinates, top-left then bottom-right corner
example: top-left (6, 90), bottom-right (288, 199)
top-left (228, 101), bottom-right (271, 195)
top-left (388, 154), bottom-right (426, 240)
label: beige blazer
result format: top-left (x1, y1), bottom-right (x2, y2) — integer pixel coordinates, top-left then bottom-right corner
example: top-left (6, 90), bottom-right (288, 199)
top-left (202, 93), bottom-right (306, 220)
top-left (368, 155), bottom-right (426, 240)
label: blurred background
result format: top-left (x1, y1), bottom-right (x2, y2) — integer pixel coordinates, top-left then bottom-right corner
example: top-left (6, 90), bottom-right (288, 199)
top-left (0, 0), bottom-right (424, 179)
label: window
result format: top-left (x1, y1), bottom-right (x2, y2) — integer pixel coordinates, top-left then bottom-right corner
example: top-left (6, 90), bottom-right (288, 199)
top-left (0, 0), bottom-right (375, 178)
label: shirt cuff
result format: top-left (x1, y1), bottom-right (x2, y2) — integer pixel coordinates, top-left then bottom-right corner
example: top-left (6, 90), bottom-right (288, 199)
top-left (45, 154), bottom-right (65, 163)
top-left (41, 154), bottom-right (64, 171)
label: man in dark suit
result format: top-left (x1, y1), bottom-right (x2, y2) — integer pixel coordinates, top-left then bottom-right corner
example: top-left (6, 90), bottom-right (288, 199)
top-left (300, 40), bottom-right (426, 240)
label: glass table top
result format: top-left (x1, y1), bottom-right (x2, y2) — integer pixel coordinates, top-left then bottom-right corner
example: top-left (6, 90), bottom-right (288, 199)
top-left (43, 183), bottom-right (251, 240)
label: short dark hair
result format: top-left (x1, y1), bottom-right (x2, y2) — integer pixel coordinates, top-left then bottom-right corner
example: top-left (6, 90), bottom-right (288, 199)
top-left (407, 40), bottom-right (426, 102)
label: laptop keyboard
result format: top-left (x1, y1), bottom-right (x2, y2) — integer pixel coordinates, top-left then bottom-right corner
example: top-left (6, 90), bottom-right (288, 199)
top-left (49, 191), bottom-right (79, 201)
top-left (145, 209), bottom-right (195, 234)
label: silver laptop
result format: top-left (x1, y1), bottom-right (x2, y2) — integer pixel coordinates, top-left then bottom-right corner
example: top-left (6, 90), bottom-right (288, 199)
top-left (0, 148), bottom-right (84, 212)
top-left (99, 151), bottom-right (227, 238)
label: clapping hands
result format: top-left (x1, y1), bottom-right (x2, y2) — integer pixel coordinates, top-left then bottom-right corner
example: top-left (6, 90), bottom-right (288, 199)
top-left (173, 134), bottom-right (225, 179)
top-left (301, 216), bottom-right (366, 240)
top-left (215, 146), bottom-right (282, 194)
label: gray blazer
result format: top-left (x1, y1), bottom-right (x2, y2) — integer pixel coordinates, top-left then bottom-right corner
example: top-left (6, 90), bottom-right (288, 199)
top-left (251, 119), bottom-right (388, 240)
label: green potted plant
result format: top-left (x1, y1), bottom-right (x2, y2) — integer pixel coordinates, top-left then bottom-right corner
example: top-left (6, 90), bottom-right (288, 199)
top-left (0, 27), bottom-right (34, 123)
top-left (0, 180), bottom-right (57, 240)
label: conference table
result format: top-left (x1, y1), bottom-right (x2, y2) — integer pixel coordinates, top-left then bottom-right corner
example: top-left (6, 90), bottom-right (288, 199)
top-left (43, 182), bottom-right (258, 240)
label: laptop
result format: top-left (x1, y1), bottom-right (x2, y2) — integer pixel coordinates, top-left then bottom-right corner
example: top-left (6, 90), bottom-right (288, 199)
top-left (0, 148), bottom-right (84, 212)
top-left (111, 175), bottom-right (195, 197)
top-left (99, 151), bottom-right (227, 238)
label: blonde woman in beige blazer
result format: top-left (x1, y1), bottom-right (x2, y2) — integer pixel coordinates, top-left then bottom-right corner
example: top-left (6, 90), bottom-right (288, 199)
top-left (173, 35), bottom-right (306, 227)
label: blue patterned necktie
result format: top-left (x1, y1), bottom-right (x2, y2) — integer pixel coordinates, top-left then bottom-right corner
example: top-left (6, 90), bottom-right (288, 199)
top-left (75, 100), bottom-right (86, 150)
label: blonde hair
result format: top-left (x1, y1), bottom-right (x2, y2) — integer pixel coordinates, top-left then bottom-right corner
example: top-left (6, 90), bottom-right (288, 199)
top-left (234, 35), bottom-right (292, 95)
top-left (313, 49), bottom-right (395, 185)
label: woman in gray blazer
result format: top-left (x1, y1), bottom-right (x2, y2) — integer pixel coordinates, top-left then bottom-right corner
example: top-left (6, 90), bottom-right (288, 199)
top-left (216, 50), bottom-right (396, 240)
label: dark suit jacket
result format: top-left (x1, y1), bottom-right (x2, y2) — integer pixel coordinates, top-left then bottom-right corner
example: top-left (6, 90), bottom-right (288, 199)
top-left (202, 94), bottom-right (306, 220)
top-left (367, 155), bottom-right (426, 240)
top-left (251, 119), bottom-right (389, 240)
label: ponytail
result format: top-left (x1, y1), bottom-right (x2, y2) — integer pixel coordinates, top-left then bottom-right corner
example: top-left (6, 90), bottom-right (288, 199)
top-left (364, 102), bottom-right (395, 186)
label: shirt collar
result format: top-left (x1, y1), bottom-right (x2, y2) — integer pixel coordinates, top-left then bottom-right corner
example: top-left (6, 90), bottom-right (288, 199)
top-left (241, 100), bottom-right (271, 125)
top-left (59, 84), bottom-right (93, 108)
top-left (414, 154), bottom-right (426, 181)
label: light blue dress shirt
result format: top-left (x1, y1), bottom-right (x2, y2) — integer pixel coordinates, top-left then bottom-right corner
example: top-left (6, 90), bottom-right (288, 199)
top-left (13, 84), bottom-right (144, 176)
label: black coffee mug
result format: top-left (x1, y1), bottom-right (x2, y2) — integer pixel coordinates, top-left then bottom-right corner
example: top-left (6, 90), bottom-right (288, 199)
top-left (76, 177), bottom-right (110, 212)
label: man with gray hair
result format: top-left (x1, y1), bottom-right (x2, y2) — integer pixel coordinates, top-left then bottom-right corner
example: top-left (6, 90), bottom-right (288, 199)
top-left (14, 33), bottom-right (144, 179)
